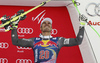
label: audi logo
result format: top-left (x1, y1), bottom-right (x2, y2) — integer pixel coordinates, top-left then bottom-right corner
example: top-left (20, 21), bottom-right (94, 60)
top-left (0, 58), bottom-right (8, 63)
top-left (51, 29), bottom-right (58, 35)
top-left (86, 3), bottom-right (100, 16)
top-left (0, 42), bottom-right (9, 49)
top-left (17, 28), bottom-right (33, 34)
top-left (16, 59), bottom-right (32, 63)
top-left (17, 46), bottom-right (32, 50)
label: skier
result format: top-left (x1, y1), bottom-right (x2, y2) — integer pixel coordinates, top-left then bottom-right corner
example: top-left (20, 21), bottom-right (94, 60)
top-left (11, 15), bottom-right (86, 63)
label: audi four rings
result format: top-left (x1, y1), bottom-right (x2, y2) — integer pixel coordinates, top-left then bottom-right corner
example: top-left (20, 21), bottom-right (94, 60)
top-left (0, 42), bottom-right (9, 49)
top-left (17, 28), bottom-right (58, 35)
top-left (17, 46), bottom-right (32, 50)
top-left (17, 28), bottom-right (33, 34)
top-left (0, 58), bottom-right (32, 63)
top-left (0, 58), bottom-right (8, 63)
top-left (16, 59), bottom-right (32, 63)
top-left (86, 3), bottom-right (100, 16)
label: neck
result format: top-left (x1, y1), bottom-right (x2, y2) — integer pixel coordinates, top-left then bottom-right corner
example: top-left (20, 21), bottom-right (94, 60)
top-left (42, 32), bottom-right (51, 36)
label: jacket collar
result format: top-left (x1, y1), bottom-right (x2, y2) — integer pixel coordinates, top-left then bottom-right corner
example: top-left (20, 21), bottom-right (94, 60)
top-left (39, 34), bottom-right (52, 39)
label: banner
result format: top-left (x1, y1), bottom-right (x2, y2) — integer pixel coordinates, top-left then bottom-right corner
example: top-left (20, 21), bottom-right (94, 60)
top-left (78, 0), bottom-right (100, 63)
top-left (0, 6), bottom-right (83, 63)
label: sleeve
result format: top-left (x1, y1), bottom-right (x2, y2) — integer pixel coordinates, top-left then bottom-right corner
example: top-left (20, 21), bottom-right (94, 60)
top-left (11, 28), bottom-right (35, 47)
top-left (58, 27), bottom-right (84, 48)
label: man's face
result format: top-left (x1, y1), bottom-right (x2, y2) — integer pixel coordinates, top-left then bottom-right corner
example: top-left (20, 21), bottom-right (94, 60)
top-left (40, 21), bottom-right (52, 32)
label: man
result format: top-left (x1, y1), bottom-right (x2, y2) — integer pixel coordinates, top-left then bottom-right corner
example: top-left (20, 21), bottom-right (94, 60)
top-left (11, 16), bottom-right (86, 63)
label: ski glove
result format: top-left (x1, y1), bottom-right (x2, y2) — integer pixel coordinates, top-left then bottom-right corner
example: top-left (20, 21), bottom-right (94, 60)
top-left (80, 14), bottom-right (87, 28)
top-left (17, 10), bottom-right (27, 20)
top-left (11, 14), bottom-right (21, 28)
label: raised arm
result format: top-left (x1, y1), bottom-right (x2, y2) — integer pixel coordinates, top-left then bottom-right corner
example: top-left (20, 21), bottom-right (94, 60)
top-left (11, 28), bottom-right (34, 47)
top-left (11, 14), bottom-right (34, 47)
top-left (58, 15), bottom-right (86, 49)
top-left (58, 27), bottom-right (84, 49)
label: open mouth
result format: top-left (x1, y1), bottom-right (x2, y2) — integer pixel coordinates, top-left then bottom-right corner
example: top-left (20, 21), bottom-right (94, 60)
top-left (45, 25), bottom-right (50, 28)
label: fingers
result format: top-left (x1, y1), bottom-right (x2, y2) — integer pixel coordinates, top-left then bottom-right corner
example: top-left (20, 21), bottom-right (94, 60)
top-left (11, 14), bottom-right (16, 18)
top-left (80, 14), bottom-right (88, 21)
top-left (17, 16), bottom-right (21, 22)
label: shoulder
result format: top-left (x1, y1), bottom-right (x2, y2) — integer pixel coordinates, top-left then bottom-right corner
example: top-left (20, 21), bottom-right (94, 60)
top-left (51, 37), bottom-right (64, 41)
top-left (50, 37), bottom-right (58, 40)
top-left (34, 37), bottom-right (42, 41)
top-left (57, 37), bottom-right (64, 40)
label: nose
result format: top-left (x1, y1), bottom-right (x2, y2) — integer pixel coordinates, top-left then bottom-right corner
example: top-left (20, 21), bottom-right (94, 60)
top-left (45, 24), bottom-right (49, 27)
top-left (46, 23), bottom-right (49, 25)
top-left (45, 22), bottom-right (50, 26)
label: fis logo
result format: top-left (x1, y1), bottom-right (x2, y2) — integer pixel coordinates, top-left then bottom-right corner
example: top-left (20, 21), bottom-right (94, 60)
top-left (0, 42), bottom-right (9, 49)
top-left (34, 40), bottom-right (58, 48)
top-left (32, 10), bottom-right (46, 24)
top-left (17, 46), bottom-right (32, 50)
top-left (0, 58), bottom-right (8, 63)
top-left (32, 10), bottom-right (58, 35)
top-left (16, 59), bottom-right (32, 63)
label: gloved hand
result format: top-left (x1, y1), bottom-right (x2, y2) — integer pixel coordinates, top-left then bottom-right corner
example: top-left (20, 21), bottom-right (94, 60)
top-left (17, 10), bottom-right (27, 20)
top-left (11, 10), bottom-right (27, 29)
top-left (11, 14), bottom-right (21, 29)
top-left (79, 14), bottom-right (87, 28)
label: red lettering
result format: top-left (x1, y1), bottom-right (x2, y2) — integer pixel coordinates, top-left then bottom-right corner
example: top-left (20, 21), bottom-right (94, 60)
top-left (45, 50), bottom-right (49, 59)
top-left (88, 21), bottom-right (92, 25)
top-left (39, 50), bottom-right (49, 59)
top-left (98, 22), bottom-right (100, 25)
top-left (39, 50), bottom-right (44, 59)
top-left (93, 22), bottom-right (97, 25)
top-left (88, 21), bottom-right (100, 26)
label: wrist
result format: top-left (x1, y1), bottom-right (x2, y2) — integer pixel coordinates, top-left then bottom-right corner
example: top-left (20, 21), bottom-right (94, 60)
top-left (12, 23), bottom-right (18, 28)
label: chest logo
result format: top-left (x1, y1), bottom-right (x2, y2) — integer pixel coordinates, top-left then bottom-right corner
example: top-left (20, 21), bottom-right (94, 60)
top-left (34, 40), bottom-right (58, 48)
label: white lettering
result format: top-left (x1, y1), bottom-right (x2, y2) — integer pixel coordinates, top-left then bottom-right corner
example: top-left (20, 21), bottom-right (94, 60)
top-left (35, 49), bottom-right (38, 62)
top-left (64, 39), bottom-right (70, 44)
top-left (32, 10), bottom-right (46, 24)
top-left (36, 38), bottom-right (40, 40)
